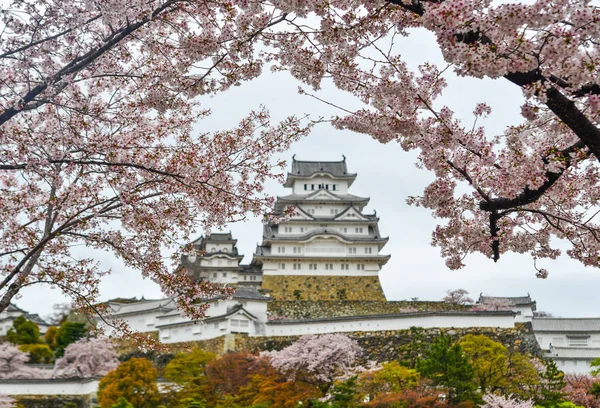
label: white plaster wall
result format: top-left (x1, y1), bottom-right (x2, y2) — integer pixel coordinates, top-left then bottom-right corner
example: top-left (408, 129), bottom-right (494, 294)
top-left (0, 320), bottom-right (13, 336)
top-left (0, 379), bottom-right (99, 396)
top-left (205, 243), bottom-right (234, 253)
top-left (160, 320), bottom-right (227, 343)
top-left (535, 332), bottom-right (600, 349)
top-left (265, 314), bottom-right (515, 337)
top-left (292, 178), bottom-right (349, 195)
top-left (554, 359), bottom-right (594, 374)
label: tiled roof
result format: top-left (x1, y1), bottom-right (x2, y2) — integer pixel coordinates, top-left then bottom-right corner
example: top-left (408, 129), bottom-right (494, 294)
top-left (532, 318), bottom-right (600, 332)
top-left (232, 287), bottom-right (271, 301)
top-left (290, 159), bottom-right (355, 178)
top-left (478, 295), bottom-right (534, 306)
top-left (107, 298), bottom-right (175, 316)
top-left (277, 192), bottom-right (369, 204)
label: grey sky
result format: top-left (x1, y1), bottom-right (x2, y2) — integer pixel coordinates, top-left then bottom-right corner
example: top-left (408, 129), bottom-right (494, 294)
top-left (15, 28), bottom-right (600, 320)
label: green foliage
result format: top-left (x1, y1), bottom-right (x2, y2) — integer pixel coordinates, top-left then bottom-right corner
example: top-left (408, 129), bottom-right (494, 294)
top-left (398, 326), bottom-right (426, 369)
top-left (7, 316), bottom-right (41, 345)
top-left (111, 398), bottom-right (134, 408)
top-left (535, 403), bottom-right (585, 408)
top-left (328, 376), bottom-right (361, 407)
top-left (591, 357), bottom-right (600, 376)
top-left (18, 343), bottom-right (54, 363)
top-left (537, 360), bottom-right (566, 407)
top-left (417, 332), bottom-right (480, 404)
top-left (458, 334), bottom-right (508, 393)
top-left (54, 321), bottom-right (87, 357)
top-left (164, 348), bottom-right (215, 385)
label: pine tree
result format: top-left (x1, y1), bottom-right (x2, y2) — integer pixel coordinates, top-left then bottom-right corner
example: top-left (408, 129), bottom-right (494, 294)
top-left (417, 332), bottom-right (480, 404)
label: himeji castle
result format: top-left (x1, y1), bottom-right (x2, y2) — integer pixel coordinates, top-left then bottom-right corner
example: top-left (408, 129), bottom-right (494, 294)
top-left (251, 157), bottom-right (390, 301)
top-left (93, 156), bottom-right (600, 375)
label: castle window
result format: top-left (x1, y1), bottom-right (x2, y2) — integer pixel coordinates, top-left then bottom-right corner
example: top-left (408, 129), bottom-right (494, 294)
top-left (343, 228), bottom-right (347, 233)
top-left (222, 272), bottom-right (227, 278)
top-left (213, 273), bottom-right (217, 278)
top-left (348, 247), bottom-right (356, 254)
top-left (300, 227), bottom-right (305, 233)
top-left (284, 227), bottom-right (292, 233)
top-left (341, 264), bottom-right (349, 270)
top-left (330, 209), bottom-right (338, 215)
top-left (568, 336), bottom-right (589, 347)
top-left (325, 264), bottom-right (333, 270)
top-left (309, 264), bottom-right (317, 270)
top-left (278, 247), bottom-right (286, 254)
top-left (311, 184), bottom-right (315, 190)
top-left (364, 247), bottom-right (372, 254)
top-left (304, 184), bottom-right (308, 190)
top-left (293, 247), bottom-right (301, 254)
top-left (333, 184), bottom-right (337, 191)
top-left (244, 276), bottom-right (247, 281)
top-left (293, 263), bottom-right (301, 270)
top-left (280, 263), bottom-right (286, 270)
top-left (357, 264), bottom-right (365, 270)
top-left (318, 184), bottom-right (323, 189)
top-left (325, 184), bottom-right (329, 190)
top-left (355, 227), bottom-right (363, 233)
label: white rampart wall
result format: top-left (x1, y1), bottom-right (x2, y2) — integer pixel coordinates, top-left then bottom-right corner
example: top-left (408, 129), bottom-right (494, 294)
top-left (536, 332), bottom-right (600, 349)
top-left (265, 314), bottom-right (515, 337)
top-left (0, 379), bottom-right (99, 395)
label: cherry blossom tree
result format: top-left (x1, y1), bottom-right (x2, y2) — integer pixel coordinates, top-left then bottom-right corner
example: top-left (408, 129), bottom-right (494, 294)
top-left (472, 298), bottom-right (512, 311)
top-left (443, 289), bottom-right (474, 305)
top-left (0, 394), bottom-right (15, 408)
top-left (482, 394), bottom-right (535, 408)
top-left (262, 0), bottom-right (600, 275)
top-left (0, 0), bottom-right (309, 322)
top-left (263, 334), bottom-right (363, 385)
top-left (52, 338), bottom-right (118, 378)
top-left (0, 343), bottom-right (47, 379)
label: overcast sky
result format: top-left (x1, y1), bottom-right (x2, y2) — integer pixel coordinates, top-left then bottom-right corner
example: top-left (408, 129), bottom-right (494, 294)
top-left (15, 28), bottom-right (600, 320)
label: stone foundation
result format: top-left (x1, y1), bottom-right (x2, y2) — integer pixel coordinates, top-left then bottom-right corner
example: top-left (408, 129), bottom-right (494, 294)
top-left (267, 300), bottom-right (469, 319)
top-left (261, 275), bottom-right (386, 301)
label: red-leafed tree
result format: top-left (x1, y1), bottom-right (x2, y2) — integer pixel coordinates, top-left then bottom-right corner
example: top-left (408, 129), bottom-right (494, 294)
top-left (0, 0), bottom-right (308, 325)
top-left (563, 374), bottom-right (600, 408)
top-left (52, 338), bottom-right (118, 378)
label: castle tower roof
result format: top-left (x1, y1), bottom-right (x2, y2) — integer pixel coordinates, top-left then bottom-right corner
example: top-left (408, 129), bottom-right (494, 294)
top-left (283, 156), bottom-right (357, 187)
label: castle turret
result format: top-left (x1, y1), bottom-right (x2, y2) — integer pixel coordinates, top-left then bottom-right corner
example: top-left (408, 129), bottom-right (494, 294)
top-left (252, 157), bottom-right (390, 300)
top-left (184, 233), bottom-right (244, 285)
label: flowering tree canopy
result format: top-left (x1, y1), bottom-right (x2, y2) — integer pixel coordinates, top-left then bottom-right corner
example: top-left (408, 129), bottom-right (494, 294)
top-left (0, 0), bottom-right (309, 320)
top-left (52, 338), bottom-right (118, 378)
top-left (264, 334), bottom-right (363, 384)
top-left (0, 394), bottom-right (15, 408)
top-left (443, 289), bottom-right (474, 305)
top-left (0, 343), bottom-right (46, 379)
top-left (482, 394), bottom-right (535, 408)
top-left (2, 0), bottom-right (600, 320)
top-left (472, 298), bottom-right (513, 311)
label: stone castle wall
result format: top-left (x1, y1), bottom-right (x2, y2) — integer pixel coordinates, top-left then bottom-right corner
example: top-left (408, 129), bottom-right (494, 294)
top-left (267, 300), bottom-right (470, 319)
top-left (233, 323), bottom-right (540, 363)
top-left (261, 275), bottom-right (386, 301)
